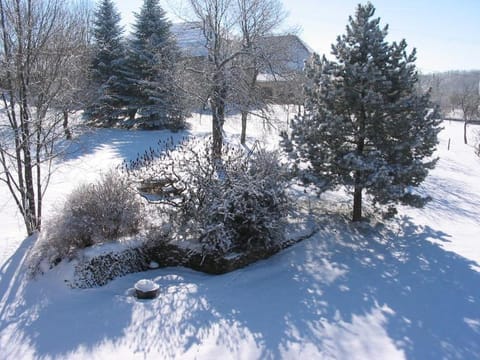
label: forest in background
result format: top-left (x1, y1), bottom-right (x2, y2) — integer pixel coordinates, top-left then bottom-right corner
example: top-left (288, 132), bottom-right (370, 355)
top-left (420, 70), bottom-right (480, 119)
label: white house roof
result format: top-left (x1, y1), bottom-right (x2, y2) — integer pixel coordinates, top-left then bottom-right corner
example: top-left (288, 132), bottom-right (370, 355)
top-left (170, 22), bottom-right (312, 79)
top-left (258, 35), bottom-right (312, 72)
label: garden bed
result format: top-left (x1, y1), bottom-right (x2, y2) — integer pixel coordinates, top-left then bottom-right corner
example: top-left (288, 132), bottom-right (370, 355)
top-left (69, 224), bottom-right (317, 288)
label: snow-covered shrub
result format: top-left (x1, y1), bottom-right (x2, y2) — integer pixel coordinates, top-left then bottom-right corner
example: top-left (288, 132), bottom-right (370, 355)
top-left (127, 138), bottom-right (290, 255)
top-left (37, 170), bottom-right (144, 264)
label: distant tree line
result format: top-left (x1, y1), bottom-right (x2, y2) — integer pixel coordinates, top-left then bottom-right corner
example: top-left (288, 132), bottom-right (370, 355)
top-left (420, 71), bottom-right (480, 145)
top-left (420, 70), bottom-right (480, 119)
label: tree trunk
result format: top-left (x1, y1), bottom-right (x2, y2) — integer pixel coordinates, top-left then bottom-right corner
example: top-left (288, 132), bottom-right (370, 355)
top-left (128, 109), bottom-right (136, 121)
top-left (21, 127), bottom-right (37, 234)
top-left (353, 107), bottom-right (366, 222)
top-left (210, 74), bottom-right (226, 159)
top-left (464, 120), bottom-right (468, 144)
top-left (36, 117), bottom-right (43, 233)
top-left (211, 100), bottom-right (224, 159)
top-left (20, 89), bottom-right (38, 235)
top-left (353, 172), bottom-right (363, 222)
top-left (240, 110), bottom-right (247, 145)
top-left (15, 1), bottom-right (38, 235)
top-left (63, 110), bottom-right (72, 140)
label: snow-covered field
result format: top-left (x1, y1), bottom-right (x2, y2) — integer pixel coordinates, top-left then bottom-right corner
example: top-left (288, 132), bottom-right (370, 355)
top-left (1, 112), bottom-right (479, 359)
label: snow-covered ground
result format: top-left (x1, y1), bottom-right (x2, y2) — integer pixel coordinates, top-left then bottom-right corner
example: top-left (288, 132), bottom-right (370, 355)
top-left (1, 112), bottom-right (479, 359)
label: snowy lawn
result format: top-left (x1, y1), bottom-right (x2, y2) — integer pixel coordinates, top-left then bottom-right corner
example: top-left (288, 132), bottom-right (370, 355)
top-left (1, 113), bottom-right (480, 359)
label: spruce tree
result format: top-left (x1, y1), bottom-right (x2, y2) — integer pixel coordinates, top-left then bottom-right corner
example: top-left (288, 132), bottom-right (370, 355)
top-left (285, 3), bottom-right (441, 221)
top-left (123, 0), bottom-right (185, 130)
top-left (86, 0), bottom-right (126, 125)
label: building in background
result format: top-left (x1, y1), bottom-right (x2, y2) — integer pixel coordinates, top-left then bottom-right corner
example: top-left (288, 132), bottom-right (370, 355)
top-left (171, 22), bottom-right (312, 107)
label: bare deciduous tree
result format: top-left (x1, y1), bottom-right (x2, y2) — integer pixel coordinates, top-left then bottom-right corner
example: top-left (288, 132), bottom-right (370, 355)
top-left (0, 0), bottom-right (91, 235)
top-left (183, 0), bottom-right (239, 158)
top-left (178, 0), bottom-right (297, 154)
top-left (450, 81), bottom-right (480, 144)
top-left (235, 0), bottom-right (286, 144)
top-left (419, 70), bottom-right (480, 117)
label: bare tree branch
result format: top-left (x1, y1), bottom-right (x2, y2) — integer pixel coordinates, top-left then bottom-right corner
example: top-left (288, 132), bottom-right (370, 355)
top-left (0, 0), bottom-right (91, 235)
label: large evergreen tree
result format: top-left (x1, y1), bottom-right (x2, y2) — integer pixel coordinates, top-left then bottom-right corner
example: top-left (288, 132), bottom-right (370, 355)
top-left (86, 0), bottom-right (126, 125)
top-left (285, 3), bottom-right (441, 221)
top-left (123, 0), bottom-right (185, 129)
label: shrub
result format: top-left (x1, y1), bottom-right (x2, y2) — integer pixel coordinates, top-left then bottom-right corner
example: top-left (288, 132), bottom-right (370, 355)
top-left (36, 170), bottom-right (144, 265)
top-left (127, 138), bottom-right (290, 255)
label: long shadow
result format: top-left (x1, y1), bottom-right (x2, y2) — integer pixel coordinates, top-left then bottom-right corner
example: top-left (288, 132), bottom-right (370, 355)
top-left (1, 215), bottom-right (479, 359)
top-left (421, 171), bottom-right (480, 222)
top-left (59, 126), bottom-right (192, 164)
top-left (0, 248), bottom-right (134, 359)
top-left (169, 215), bottom-right (480, 358)
top-left (0, 236), bottom-right (36, 321)
top-left (313, 216), bottom-right (480, 359)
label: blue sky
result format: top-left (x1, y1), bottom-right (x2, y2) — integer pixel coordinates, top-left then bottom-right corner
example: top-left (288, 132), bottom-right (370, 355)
top-left (116, 0), bottom-right (479, 73)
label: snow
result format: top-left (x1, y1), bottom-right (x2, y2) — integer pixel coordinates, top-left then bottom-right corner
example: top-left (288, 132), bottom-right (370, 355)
top-left (149, 261), bottom-right (159, 269)
top-left (1, 111), bottom-right (480, 359)
top-left (134, 279), bottom-right (159, 292)
top-left (401, 120), bottom-right (480, 270)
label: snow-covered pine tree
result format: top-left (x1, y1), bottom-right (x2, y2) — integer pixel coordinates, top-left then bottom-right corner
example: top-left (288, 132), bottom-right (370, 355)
top-left (123, 0), bottom-right (186, 130)
top-left (85, 0), bottom-right (126, 125)
top-left (285, 2), bottom-right (441, 221)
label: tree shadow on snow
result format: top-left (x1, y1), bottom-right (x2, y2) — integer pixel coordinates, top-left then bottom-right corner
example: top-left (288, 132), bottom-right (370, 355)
top-left (157, 214), bottom-right (480, 359)
top-left (1, 215), bottom-right (479, 359)
top-left (305, 215), bottom-right (480, 359)
top-left (419, 164), bottom-right (480, 223)
top-left (0, 236), bottom-right (133, 359)
top-left (59, 126), bottom-right (192, 164)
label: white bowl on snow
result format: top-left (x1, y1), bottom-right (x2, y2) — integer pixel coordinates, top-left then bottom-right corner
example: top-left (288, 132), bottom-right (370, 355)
top-left (134, 279), bottom-right (160, 299)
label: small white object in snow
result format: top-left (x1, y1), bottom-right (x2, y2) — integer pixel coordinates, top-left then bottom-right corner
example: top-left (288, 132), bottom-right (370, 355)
top-left (134, 279), bottom-right (159, 292)
top-left (149, 261), bottom-right (159, 269)
top-left (134, 279), bottom-right (160, 299)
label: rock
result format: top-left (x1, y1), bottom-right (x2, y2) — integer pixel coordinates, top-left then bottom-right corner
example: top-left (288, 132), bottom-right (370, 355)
top-left (149, 261), bottom-right (159, 269)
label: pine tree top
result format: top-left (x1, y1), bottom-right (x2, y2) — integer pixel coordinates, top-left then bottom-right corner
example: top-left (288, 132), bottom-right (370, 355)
top-left (93, 0), bottom-right (124, 46)
top-left (131, 0), bottom-right (172, 48)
